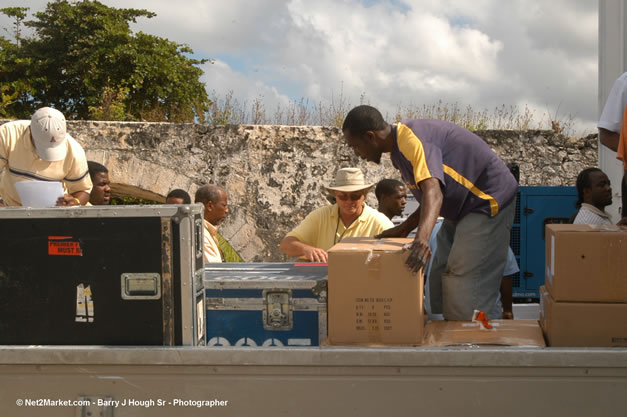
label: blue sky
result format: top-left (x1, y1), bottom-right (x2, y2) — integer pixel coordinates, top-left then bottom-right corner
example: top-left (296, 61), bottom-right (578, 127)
top-left (3, 0), bottom-right (598, 133)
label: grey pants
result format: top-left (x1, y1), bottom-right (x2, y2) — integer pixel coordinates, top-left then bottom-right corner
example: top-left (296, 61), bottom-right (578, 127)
top-left (428, 200), bottom-right (516, 320)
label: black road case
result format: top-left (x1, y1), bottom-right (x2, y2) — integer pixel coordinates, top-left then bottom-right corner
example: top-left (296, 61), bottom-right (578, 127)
top-left (0, 205), bottom-right (206, 346)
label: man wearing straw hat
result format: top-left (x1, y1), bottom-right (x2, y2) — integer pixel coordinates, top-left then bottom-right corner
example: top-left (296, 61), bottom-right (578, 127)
top-left (280, 167), bottom-right (394, 262)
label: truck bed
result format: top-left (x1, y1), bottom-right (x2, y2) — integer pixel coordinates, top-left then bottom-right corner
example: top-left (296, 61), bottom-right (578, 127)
top-left (0, 345), bottom-right (625, 416)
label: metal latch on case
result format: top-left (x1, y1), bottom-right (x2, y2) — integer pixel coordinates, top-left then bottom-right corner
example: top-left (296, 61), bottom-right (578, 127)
top-left (262, 289), bottom-right (293, 331)
top-left (121, 273), bottom-right (161, 300)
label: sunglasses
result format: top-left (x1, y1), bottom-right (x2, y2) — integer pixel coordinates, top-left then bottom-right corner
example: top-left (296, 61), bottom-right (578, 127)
top-left (336, 192), bottom-right (364, 201)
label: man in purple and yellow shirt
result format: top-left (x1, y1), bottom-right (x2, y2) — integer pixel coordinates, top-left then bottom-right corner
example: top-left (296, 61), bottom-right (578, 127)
top-left (342, 105), bottom-right (518, 320)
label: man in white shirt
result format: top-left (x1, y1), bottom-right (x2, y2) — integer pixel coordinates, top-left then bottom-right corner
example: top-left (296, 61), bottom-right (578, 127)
top-left (573, 167), bottom-right (626, 225)
top-left (194, 184), bottom-right (229, 263)
top-left (598, 71), bottom-right (627, 217)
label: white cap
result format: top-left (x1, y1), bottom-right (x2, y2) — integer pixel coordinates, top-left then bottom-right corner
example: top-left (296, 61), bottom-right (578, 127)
top-left (30, 107), bottom-right (68, 161)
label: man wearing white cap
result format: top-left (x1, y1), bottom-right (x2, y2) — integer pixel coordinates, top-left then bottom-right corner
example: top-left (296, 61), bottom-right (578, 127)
top-left (0, 107), bottom-right (92, 206)
top-left (280, 167), bottom-right (394, 262)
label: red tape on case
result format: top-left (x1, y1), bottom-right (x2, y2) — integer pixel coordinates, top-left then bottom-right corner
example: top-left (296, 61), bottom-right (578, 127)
top-left (48, 236), bottom-right (83, 256)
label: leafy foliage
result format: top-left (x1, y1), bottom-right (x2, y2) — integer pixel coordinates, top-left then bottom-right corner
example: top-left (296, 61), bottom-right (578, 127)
top-left (110, 196), bottom-right (159, 205)
top-left (0, 1), bottom-right (210, 121)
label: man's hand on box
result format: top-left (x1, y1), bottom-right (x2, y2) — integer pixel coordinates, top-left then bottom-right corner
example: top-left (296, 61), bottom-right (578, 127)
top-left (404, 238), bottom-right (431, 274)
top-left (303, 246), bottom-right (328, 263)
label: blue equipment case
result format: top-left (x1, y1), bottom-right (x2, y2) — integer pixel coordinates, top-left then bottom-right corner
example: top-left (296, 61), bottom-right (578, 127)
top-left (510, 186), bottom-right (577, 300)
top-left (204, 263), bottom-right (327, 347)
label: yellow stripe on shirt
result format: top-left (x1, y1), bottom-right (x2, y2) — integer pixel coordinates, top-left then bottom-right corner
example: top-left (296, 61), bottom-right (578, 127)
top-left (397, 123), bottom-right (432, 185)
top-left (443, 164), bottom-right (499, 216)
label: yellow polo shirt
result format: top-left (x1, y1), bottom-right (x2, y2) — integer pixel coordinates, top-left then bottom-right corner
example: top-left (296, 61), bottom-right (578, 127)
top-left (287, 203), bottom-right (394, 251)
top-left (0, 120), bottom-right (92, 206)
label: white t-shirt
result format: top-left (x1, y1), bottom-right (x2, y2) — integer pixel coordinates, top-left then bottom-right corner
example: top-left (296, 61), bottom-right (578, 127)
top-left (599, 72), bottom-right (627, 133)
top-left (573, 203), bottom-right (613, 226)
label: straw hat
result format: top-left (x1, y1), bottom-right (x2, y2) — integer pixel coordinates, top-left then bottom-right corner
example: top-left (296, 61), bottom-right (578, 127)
top-left (325, 167), bottom-right (374, 193)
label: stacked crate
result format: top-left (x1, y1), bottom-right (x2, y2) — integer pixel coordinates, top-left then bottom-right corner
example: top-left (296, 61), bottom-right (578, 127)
top-left (539, 224), bottom-right (627, 347)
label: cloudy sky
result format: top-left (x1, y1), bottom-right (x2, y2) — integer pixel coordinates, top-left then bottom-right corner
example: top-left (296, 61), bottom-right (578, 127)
top-left (4, 1), bottom-right (598, 133)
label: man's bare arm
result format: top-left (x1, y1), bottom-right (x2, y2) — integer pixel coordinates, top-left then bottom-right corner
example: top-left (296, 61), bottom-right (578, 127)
top-left (405, 178), bottom-right (443, 273)
top-left (280, 236), bottom-right (328, 262)
top-left (599, 128), bottom-right (619, 152)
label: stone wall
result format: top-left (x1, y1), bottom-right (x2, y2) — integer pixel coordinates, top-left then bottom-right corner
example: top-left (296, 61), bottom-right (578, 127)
top-left (2, 120), bottom-right (598, 261)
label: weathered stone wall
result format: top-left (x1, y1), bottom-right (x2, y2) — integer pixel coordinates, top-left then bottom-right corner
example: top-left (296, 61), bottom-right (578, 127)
top-left (2, 120), bottom-right (598, 261)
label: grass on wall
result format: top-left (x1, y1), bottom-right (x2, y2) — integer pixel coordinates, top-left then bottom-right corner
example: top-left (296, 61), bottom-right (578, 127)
top-left (206, 89), bottom-right (575, 135)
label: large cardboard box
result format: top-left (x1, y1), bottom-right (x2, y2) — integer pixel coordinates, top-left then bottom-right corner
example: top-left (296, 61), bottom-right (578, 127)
top-left (540, 286), bottom-right (627, 347)
top-left (423, 320), bottom-right (546, 347)
top-left (328, 237), bottom-right (423, 345)
top-left (545, 224), bottom-right (627, 302)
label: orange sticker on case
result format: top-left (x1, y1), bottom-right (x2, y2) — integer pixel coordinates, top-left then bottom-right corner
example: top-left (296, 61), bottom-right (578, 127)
top-left (48, 237), bottom-right (83, 256)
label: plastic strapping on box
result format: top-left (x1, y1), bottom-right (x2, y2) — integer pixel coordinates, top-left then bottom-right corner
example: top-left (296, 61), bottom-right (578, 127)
top-left (366, 252), bottom-right (382, 280)
top-left (461, 322), bottom-right (502, 328)
top-left (365, 239), bottom-right (386, 266)
top-left (364, 250), bottom-right (374, 265)
top-left (550, 234), bottom-right (555, 281)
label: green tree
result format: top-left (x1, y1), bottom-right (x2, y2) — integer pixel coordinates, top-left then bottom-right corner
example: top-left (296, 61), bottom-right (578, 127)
top-left (0, 10), bottom-right (33, 118)
top-left (0, 1), bottom-right (210, 121)
top-left (0, 6), bottom-right (28, 45)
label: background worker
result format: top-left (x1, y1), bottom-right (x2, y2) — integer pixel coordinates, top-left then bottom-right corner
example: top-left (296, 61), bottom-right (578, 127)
top-left (0, 107), bottom-right (92, 206)
top-left (280, 167), bottom-right (394, 263)
top-left (598, 71), bottom-right (627, 217)
top-left (342, 105), bottom-right (518, 320)
top-left (175, 188), bottom-right (244, 262)
top-left (87, 161), bottom-right (111, 205)
top-left (166, 188), bottom-right (191, 204)
top-left (195, 185), bottom-right (229, 263)
top-left (573, 167), bottom-right (627, 225)
top-left (422, 218), bottom-right (519, 320)
top-left (375, 178), bottom-right (407, 220)
top-left (499, 250), bottom-right (519, 319)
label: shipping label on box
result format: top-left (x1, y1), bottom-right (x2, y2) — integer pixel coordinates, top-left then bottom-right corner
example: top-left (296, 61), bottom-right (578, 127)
top-left (545, 224), bottom-right (627, 302)
top-left (327, 237), bottom-right (423, 346)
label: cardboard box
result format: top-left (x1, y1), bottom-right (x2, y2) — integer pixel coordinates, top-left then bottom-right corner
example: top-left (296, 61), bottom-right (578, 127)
top-left (545, 224), bottom-right (627, 302)
top-left (327, 237), bottom-right (423, 345)
top-left (540, 286), bottom-right (627, 347)
top-left (423, 320), bottom-right (546, 347)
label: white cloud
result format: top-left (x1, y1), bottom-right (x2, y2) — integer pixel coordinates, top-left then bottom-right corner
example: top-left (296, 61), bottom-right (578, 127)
top-left (202, 60), bottom-right (292, 123)
top-left (0, 0), bottom-right (600, 132)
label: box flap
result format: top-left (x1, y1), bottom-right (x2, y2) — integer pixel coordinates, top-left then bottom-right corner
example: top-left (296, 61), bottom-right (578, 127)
top-left (546, 224), bottom-right (625, 233)
top-left (423, 320), bottom-right (546, 347)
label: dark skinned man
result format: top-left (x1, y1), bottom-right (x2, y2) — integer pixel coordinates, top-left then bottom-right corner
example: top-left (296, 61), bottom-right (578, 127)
top-left (342, 105), bottom-right (518, 320)
top-left (375, 178), bottom-right (407, 220)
